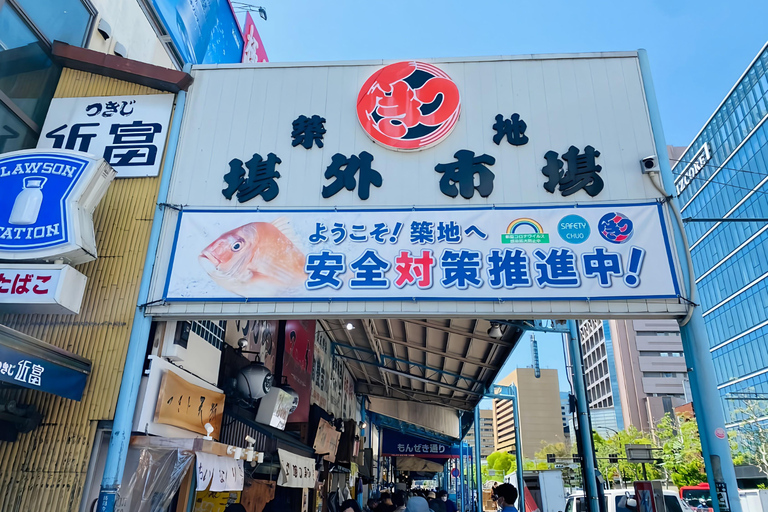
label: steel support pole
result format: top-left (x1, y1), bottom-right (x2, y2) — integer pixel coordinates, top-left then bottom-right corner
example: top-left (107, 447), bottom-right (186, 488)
top-left (638, 48), bottom-right (741, 512)
top-left (568, 320), bottom-right (600, 512)
top-left (474, 405), bottom-right (483, 512)
top-left (512, 385), bottom-right (525, 512)
top-left (459, 439), bottom-right (465, 510)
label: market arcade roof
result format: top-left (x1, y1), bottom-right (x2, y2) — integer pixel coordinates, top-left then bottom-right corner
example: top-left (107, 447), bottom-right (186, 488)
top-left (320, 317), bottom-right (525, 412)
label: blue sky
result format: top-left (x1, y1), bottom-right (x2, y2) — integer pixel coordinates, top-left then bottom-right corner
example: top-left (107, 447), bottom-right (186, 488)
top-left (243, 0), bottom-right (767, 146)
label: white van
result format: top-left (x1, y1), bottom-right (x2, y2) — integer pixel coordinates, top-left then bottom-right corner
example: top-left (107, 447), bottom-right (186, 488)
top-left (564, 489), bottom-right (691, 512)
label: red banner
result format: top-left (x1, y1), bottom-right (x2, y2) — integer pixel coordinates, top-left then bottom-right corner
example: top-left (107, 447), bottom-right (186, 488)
top-left (241, 12), bottom-right (268, 63)
top-left (283, 320), bottom-right (314, 422)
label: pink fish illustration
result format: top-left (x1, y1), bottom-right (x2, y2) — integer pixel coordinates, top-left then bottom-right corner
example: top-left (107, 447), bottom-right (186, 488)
top-left (199, 218), bottom-right (306, 296)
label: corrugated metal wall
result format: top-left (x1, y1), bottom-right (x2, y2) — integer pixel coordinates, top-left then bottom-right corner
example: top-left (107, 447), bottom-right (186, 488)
top-left (0, 69), bottom-right (172, 511)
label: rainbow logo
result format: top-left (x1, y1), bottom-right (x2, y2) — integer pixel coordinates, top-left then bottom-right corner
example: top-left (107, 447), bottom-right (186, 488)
top-left (501, 218), bottom-right (550, 244)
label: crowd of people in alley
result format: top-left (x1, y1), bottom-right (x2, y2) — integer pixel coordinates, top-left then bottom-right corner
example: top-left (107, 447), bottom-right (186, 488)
top-left (338, 483), bottom-right (518, 512)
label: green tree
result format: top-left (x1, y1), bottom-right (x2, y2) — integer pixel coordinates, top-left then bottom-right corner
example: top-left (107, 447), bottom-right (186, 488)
top-left (655, 412), bottom-right (707, 487)
top-left (482, 451), bottom-right (517, 486)
top-left (593, 427), bottom-right (660, 485)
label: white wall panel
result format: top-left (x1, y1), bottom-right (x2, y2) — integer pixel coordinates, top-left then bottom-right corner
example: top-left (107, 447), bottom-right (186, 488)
top-left (147, 53), bottom-right (686, 319)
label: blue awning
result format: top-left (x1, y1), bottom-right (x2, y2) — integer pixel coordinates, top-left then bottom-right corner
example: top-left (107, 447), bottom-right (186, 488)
top-left (0, 324), bottom-right (91, 401)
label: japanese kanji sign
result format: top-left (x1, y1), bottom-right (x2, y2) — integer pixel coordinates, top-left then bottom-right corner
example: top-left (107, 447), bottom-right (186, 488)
top-left (381, 429), bottom-right (454, 458)
top-left (277, 449), bottom-right (317, 489)
top-left (0, 337), bottom-right (89, 401)
top-left (154, 369), bottom-right (225, 437)
top-left (0, 264), bottom-right (87, 315)
top-left (164, 203), bottom-right (679, 302)
top-left (36, 94), bottom-right (173, 178)
top-left (0, 150), bottom-right (115, 264)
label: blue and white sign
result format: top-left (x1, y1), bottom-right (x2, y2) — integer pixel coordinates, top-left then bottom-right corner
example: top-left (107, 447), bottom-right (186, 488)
top-left (0, 149), bottom-right (115, 264)
top-left (381, 429), bottom-right (455, 458)
top-left (163, 202), bottom-right (680, 302)
top-left (150, 0), bottom-right (244, 65)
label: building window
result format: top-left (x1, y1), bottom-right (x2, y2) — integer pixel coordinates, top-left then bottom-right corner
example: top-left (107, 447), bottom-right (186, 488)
top-left (0, 0), bottom-right (95, 153)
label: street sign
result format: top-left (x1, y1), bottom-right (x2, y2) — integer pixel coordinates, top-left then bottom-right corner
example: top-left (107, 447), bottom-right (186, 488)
top-left (625, 444), bottom-right (656, 464)
top-left (451, 468), bottom-right (460, 478)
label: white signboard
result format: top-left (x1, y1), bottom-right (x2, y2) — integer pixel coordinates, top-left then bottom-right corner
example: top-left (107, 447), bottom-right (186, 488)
top-left (277, 448), bottom-right (316, 489)
top-left (36, 94), bottom-right (174, 178)
top-left (0, 264), bottom-right (86, 314)
top-left (146, 54), bottom-right (686, 318)
top-left (163, 203), bottom-right (678, 302)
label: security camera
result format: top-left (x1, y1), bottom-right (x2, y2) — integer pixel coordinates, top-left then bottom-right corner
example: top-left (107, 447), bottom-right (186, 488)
top-left (237, 337), bottom-right (249, 350)
top-left (640, 155), bottom-right (659, 174)
top-left (203, 422), bottom-right (214, 440)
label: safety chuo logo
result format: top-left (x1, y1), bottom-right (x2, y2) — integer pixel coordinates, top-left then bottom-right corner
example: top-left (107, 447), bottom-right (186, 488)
top-left (356, 61), bottom-right (461, 151)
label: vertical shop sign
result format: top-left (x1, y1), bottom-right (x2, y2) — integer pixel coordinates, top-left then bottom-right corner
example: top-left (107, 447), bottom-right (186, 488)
top-left (311, 329), bottom-right (330, 410)
top-left (282, 320), bottom-right (315, 423)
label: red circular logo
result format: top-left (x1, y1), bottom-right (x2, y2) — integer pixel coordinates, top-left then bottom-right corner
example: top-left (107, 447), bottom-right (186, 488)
top-left (356, 61), bottom-right (461, 151)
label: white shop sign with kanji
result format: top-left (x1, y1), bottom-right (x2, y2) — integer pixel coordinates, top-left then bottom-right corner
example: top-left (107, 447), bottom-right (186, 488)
top-left (36, 94), bottom-right (174, 178)
top-left (163, 203), bottom-right (678, 302)
top-left (0, 263), bottom-right (87, 314)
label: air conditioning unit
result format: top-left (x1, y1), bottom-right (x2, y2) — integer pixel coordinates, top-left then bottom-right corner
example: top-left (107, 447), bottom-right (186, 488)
top-left (159, 321), bottom-right (220, 384)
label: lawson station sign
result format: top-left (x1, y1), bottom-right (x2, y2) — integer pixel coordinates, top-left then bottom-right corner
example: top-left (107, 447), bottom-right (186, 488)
top-left (0, 149), bottom-right (115, 314)
top-left (148, 53), bottom-right (685, 318)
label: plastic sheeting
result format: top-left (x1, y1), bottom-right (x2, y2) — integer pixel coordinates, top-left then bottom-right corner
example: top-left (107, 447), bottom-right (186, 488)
top-left (116, 448), bottom-right (194, 512)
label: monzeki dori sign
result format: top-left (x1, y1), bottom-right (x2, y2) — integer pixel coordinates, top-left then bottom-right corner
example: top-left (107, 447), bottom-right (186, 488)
top-left (150, 54), bottom-right (685, 316)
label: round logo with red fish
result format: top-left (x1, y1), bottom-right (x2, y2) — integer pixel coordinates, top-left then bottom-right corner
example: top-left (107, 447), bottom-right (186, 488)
top-left (356, 61), bottom-right (461, 151)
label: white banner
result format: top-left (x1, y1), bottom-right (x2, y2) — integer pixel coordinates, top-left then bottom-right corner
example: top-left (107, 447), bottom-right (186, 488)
top-left (277, 449), bottom-right (316, 488)
top-left (36, 94), bottom-right (173, 178)
top-left (164, 203), bottom-right (679, 302)
top-left (195, 452), bottom-right (244, 492)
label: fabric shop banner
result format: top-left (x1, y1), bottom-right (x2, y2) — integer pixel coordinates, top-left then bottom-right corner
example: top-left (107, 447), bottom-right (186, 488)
top-left (164, 203), bottom-right (679, 302)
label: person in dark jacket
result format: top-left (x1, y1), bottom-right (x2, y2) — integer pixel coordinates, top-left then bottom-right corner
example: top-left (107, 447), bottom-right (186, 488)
top-left (428, 490), bottom-right (446, 512)
top-left (437, 490), bottom-right (457, 512)
top-left (341, 499), bottom-right (364, 512)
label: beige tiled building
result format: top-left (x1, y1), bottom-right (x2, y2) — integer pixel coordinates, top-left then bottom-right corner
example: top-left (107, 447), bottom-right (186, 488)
top-left (492, 368), bottom-right (566, 458)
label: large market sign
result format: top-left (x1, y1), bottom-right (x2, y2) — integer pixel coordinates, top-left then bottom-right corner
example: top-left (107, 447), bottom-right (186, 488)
top-left (164, 204), bottom-right (677, 302)
top-left (147, 53), bottom-right (685, 318)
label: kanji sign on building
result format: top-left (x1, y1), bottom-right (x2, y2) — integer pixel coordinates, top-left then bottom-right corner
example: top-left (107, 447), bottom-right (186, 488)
top-left (0, 264), bottom-right (87, 314)
top-left (36, 94), bottom-right (173, 178)
top-left (164, 203), bottom-right (678, 302)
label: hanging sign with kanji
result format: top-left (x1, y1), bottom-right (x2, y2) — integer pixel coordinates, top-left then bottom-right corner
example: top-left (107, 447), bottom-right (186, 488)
top-left (0, 263), bottom-right (87, 314)
top-left (163, 202), bottom-right (678, 302)
top-left (36, 94), bottom-right (174, 178)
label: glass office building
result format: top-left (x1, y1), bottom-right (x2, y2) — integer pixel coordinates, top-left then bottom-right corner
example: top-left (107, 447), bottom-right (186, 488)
top-left (0, 0), bottom-right (96, 153)
top-left (672, 42), bottom-right (768, 424)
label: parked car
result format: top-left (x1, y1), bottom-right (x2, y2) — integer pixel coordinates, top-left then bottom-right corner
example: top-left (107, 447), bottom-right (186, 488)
top-left (565, 488), bottom-right (691, 512)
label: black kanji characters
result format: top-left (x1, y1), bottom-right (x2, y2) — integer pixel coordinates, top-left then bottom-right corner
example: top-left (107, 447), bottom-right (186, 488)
top-left (434, 150), bottom-right (496, 199)
top-left (104, 121), bottom-right (162, 166)
top-left (322, 151), bottom-right (382, 200)
top-left (493, 113), bottom-right (528, 146)
top-left (291, 114), bottom-right (326, 149)
top-left (85, 100), bottom-right (135, 117)
top-left (222, 153), bottom-right (282, 203)
top-left (542, 145), bottom-right (604, 197)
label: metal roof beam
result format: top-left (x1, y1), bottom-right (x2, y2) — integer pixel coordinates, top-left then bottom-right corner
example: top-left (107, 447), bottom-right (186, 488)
top-left (401, 319), bottom-right (508, 345)
top-left (357, 383), bottom-right (475, 411)
top-left (372, 333), bottom-right (496, 369)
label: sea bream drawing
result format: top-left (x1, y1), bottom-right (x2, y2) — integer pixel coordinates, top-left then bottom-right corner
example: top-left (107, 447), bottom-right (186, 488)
top-left (199, 218), bottom-right (306, 296)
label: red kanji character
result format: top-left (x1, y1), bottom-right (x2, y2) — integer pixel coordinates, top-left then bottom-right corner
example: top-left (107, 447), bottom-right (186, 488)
top-left (394, 250), bottom-right (435, 289)
top-left (12, 274), bottom-right (33, 295)
top-left (32, 275), bottom-right (52, 295)
top-left (0, 273), bottom-right (10, 294)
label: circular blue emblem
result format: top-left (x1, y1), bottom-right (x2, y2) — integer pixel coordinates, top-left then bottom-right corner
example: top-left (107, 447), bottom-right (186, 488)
top-left (598, 212), bottom-right (634, 244)
top-left (558, 214), bottom-right (590, 244)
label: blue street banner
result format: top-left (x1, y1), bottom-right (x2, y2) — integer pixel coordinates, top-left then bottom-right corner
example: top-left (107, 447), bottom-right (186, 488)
top-left (163, 203), bottom-right (679, 302)
top-left (0, 341), bottom-right (89, 401)
top-left (150, 0), bottom-right (244, 65)
top-left (381, 429), bottom-right (455, 458)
